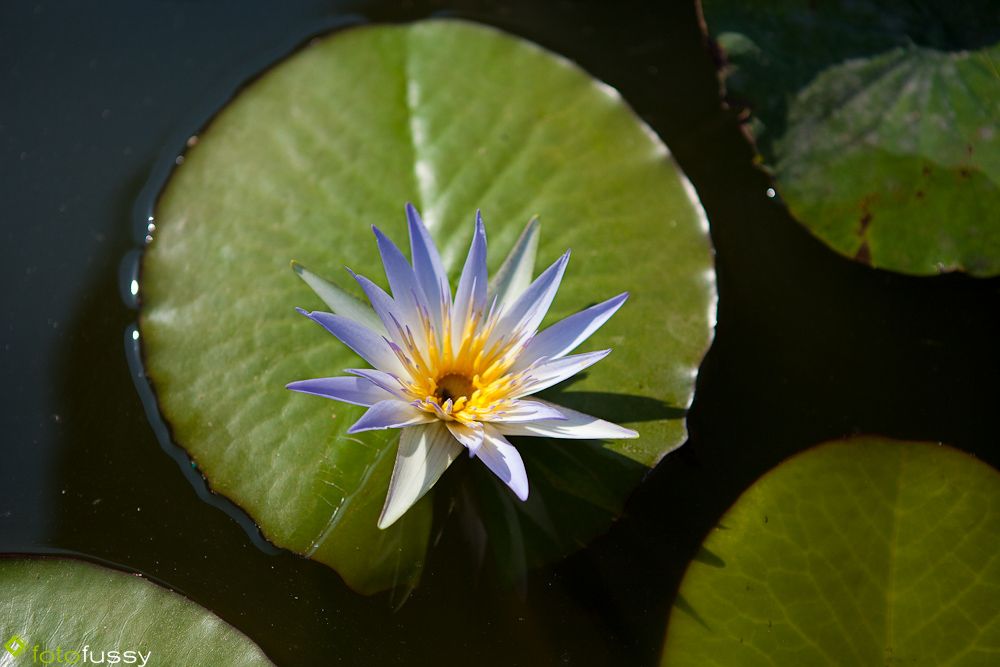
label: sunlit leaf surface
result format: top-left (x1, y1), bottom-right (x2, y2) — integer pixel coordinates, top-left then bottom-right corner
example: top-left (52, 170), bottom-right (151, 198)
top-left (141, 19), bottom-right (715, 594)
top-left (0, 558), bottom-right (276, 666)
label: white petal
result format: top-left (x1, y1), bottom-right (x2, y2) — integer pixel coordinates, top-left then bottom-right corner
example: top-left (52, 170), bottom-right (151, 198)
top-left (511, 293), bottom-right (628, 373)
top-left (492, 399), bottom-right (638, 440)
top-left (487, 216), bottom-right (540, 308)
top-left (484, 399), bottom-right (567, 424)
top-left (347, 400), bottom-right (437, 433)
top-left (285, 375), bottom-right (394, 407)
top-left (378, 422), bottom-right (464, 529)
top-left (445, 421), bottom-right (485, 456)
top-left (297, 308), bottom-right (404, 375)
top-left (291, 261), bottom-right (387, 335)
top-left (476, 425), bottom-right (529, 501)
top-left (513, 349), bottom-right (611, 397)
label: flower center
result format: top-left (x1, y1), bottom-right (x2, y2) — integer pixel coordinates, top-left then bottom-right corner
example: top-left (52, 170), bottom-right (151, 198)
top-left (391, 302), bottom-right (536, 425)
top-left (435, 373), bottom-right (475, 403)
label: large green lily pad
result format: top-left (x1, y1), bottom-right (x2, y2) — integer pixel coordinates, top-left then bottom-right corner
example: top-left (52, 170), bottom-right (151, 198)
top-left (0, 558), bottom-right (275, 666)
top-left (702, 0), bottom-right (1000, 275)
top-left (661, 437), bottom-right (1000, 666)
top-left (140, 19), bottom-right (715, 594)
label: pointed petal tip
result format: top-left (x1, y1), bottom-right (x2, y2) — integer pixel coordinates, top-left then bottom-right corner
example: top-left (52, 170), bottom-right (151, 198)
top-left (405, 202), bottom-right (424, 226)
top-left (290, 260), bottom-right (303, 273)
top-left (295, 306), bottom-right (309, 316)
top-left (376, 504), bottom-right (399, 530)
top-left (377, 501), bottom-right (410, 529)
top-left (506, 471), bottom-right (529, 501)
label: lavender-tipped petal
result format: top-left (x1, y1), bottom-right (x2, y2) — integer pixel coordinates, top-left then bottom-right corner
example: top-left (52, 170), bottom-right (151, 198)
top-left (511, 293), bottom-right (628, 373)
top-left (512, 349), bottom-right (611, 397)
top-left (347, 399), bottom-right (437, 433)
top-left (285, 375), bottom-right (395, 407)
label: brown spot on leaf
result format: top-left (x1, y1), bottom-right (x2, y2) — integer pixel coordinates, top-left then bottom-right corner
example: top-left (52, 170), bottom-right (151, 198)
top-left (959, 167), bottom-right (971, 178)
top-left (922, 165), bottom-right (932, 176)
top-left (916, 190), bottom-right (924, 199)
top-left (703, 35), bottom-right (728, 73)
top-left (859, 212), bottom-right (872, 233)
top-left (855, 241), bottom-right (872, 265)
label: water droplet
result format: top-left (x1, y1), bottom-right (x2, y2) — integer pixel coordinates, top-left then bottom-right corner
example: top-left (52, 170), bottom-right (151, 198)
top-left (132, 330), bottom-right (139, 341)
top-left (130, 280), bottom-right (138, 296)
top-left (766, 188), bottom-right (776, 198)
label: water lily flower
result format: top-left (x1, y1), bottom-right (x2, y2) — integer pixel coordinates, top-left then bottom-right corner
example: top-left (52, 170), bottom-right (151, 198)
top-left (288, 204), bottom-right (637, 529)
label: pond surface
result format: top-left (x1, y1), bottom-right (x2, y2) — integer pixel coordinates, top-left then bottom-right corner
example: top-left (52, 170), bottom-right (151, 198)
top-left (3, 1), bottom-right (999, 665)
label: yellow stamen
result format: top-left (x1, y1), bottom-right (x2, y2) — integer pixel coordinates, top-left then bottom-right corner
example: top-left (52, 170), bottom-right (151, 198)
top-left (393, 298), bottom-right (532, 424)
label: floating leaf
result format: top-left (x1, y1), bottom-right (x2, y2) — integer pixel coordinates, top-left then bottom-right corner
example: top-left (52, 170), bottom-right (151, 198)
top-left (703, 0), bottom-right (1000, 275)
top-left (140, 19), bottom-right (715, 594)
top-left (661, 437), bottom-right (1000, 666)
top-left (0, 558), bottom-right (275, 666)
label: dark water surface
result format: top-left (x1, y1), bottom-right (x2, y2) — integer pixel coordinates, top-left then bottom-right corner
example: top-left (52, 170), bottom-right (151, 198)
top-left (3, 1), bottom-right (999, 665)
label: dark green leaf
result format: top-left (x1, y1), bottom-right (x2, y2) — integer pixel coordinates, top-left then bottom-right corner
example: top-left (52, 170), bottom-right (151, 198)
top-left (704, 0), bottom-right (1000, 275)
top-left (661, 437), bottom-right (1000, 666)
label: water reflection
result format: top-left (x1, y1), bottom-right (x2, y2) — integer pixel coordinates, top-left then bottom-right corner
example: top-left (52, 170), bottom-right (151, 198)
top-left (123, 324), bottom-right (282, 555)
